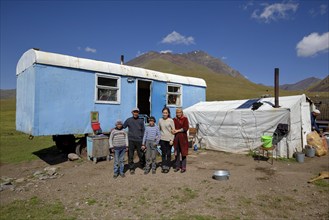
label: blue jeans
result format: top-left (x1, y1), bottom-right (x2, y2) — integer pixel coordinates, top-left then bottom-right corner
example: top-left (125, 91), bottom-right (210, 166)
top-left (114, 147), bottom-right (126, 175)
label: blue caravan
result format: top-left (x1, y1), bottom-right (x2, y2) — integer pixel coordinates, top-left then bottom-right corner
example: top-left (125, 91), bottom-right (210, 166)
top-left (16, 49), bottom-right (206, 152)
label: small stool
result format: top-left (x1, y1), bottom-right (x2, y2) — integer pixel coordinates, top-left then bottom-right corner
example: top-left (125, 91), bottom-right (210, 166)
top-left (257, 145), bottom-right (276, 165)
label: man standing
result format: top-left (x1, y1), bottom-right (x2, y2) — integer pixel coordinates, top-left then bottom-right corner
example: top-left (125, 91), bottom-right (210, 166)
top-left (123, 108), bottom-right (145, 174)
top-left (311, 109), bottom-right (321, 134)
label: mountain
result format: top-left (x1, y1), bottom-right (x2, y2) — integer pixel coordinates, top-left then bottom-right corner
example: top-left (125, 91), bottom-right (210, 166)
top-left (307, 75), bottom-right (329, 92)
top-left (127, 50), bottom-right (244, 78)
top-left (126, 51), bottom-right (297, 100)
top-left (180, 51), bottom-right (243, 78)
top-left (0, 89), bottom-right (16, 99)
top-left (280, 77), bottom-right (321, 91)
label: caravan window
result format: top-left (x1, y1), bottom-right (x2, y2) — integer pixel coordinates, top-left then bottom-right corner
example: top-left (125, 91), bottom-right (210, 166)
top-left (167, 84), bottom-right (182, 106)
top-left (95, 74), bottom-right (120, 104)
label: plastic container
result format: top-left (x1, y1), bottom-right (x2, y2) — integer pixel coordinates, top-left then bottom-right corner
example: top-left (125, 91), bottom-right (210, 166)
top-left (261, 135), bottom-right (273, 148)
top-left (193, 144), bottom-right (198, 151)
top-left (296, 152), bottom-right (305, 163)
top-left (91, 122), bottom-right (101, 131)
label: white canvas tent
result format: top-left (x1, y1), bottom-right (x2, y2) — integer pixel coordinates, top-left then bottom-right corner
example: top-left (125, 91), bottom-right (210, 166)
top-left (184, 94), bottom-right (311, 158)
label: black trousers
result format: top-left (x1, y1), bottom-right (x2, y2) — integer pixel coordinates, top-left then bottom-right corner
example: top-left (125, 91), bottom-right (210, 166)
top-left (175, 139), bottom-right (187, 170)
top-left (160, 140), bottom-right (171, 170)
top-left (128, 140), bottom-right (145, 170)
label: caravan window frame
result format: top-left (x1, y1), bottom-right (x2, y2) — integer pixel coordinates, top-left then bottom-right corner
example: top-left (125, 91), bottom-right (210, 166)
top-left (166, 83), bottom-right (182, 107)
top-left (95, 73), bottom-right (121, 104)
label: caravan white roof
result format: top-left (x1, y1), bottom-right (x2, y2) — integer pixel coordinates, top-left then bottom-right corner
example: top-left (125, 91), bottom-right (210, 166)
top-left (16, 49), bottom-right (207, 87)
top-left (185, 94), bottom-right (307, 112)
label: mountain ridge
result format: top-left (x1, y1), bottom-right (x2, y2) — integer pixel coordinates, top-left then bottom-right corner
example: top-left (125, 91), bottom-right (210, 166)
top-left (280, 77), bottom-right (321, 91)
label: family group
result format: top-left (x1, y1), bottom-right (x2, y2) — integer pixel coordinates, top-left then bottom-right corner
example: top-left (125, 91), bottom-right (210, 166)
top-left (108, 107), bottom-right (189, 178)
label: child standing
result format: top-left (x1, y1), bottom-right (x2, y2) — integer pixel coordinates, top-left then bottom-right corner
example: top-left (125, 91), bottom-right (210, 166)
top-left (109, 120), bottom-right (128, 178)
top-left (142, 116), bottom-right (160, 174)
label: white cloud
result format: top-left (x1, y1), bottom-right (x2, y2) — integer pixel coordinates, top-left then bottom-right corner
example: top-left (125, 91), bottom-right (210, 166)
top-left (242, 1), bottom-right (254, 10)
top-left (136, 51), bottom-right (145, 57)
top-left (320, 4), bottom-right (328, 15)
top-left (161, 31), bottom-right (195, 45)
top-left (296, 32), bottom-right (329, 57)
top-left (160, 50), bottom-right (173, 54)
top-left (85, 47), bottom-right (97, 53)
top-left (221, 56), bottom-right (227, 60)
top-left (309, 4), bottom-right (328, 17)
top-left (251, 3), bottom-right (298, 23)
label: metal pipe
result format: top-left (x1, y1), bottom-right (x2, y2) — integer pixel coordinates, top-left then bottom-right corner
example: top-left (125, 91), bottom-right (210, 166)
top-left (274, 68), bottom-right (279, 108)
top-left (120, 55), bottom-right (124, 65)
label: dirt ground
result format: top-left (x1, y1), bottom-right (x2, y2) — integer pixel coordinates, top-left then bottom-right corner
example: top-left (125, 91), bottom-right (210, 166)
top-left (0, 148), bottom-right (328, 220)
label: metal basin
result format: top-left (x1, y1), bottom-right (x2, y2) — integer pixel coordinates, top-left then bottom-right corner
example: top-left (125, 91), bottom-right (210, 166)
top-left (213, 169), bottom-right (230, 181)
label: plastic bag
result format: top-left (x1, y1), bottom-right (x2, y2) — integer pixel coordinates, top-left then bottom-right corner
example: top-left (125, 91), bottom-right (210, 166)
top-left (307, 131), bottom-right (326, 156)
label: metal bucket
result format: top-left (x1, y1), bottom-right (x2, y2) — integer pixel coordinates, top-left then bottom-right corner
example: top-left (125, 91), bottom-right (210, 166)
top-left (296, 153), bottom-right (305, 163)
top-left (305, 146), bottom-right (315, 158)
top-left (213, 170), bottom-right (230, 181)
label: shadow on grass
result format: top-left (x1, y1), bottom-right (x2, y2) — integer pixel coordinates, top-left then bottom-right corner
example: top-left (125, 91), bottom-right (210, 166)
top-left (33, 145), bottom-right (68, 165)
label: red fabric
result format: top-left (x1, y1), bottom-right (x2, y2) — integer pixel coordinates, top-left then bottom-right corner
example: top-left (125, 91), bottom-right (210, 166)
top-left (173, 116), bottom-right (189, 156)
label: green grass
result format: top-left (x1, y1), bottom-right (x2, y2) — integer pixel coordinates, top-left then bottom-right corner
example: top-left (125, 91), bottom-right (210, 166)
top-left (0, 196), bottom-right (76, 220)
top-left (0, 99), bottom-right (54, 164)
top-left (314, 179), bottom-right (329, 188)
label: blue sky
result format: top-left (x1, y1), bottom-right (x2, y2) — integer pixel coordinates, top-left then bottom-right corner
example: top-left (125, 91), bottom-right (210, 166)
top-left (1, 0), bottom-right (328, 89)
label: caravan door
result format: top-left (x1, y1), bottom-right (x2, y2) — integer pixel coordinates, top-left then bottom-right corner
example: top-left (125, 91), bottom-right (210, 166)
top-left (137, 79), bottom-right (152, 121)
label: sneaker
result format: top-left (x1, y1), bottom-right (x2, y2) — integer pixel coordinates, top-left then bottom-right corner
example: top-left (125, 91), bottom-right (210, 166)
top-left (120, 173), bottom-right (125, 178)
top-left (130, 170), bottom-right (135, 175)
top-left (144, 169), bottom-right (149, 175)
top-left (164, 169), bottom-right (169, 173)
top-left (113, 173), bottom-right (119, 178)
top-left (180, 169), bottom-right (186, 173)
top-left (174, 168), bottom-right (180, 172)
top-left (152, 170), bottom-right (156, 174)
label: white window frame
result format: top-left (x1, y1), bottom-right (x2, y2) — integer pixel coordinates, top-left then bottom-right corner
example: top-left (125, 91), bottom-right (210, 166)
top-left (166, 83), bottom-right (182, 107)
top-left (95, 73), bottom-right (121, 104)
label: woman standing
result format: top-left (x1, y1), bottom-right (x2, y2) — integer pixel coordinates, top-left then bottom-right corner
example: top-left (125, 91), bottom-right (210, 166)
top-left (158, 107), bottom-right (175, 173)
top-left (172, 108), bottom-right (189, 173)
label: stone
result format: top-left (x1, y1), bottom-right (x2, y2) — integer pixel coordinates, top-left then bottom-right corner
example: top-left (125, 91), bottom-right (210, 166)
top-left (1, 176), bottom-right (15, 183)
top-left (44, 167), bottom-right (57, 176)
top-left (33, 170), bottom-right (43, 177)
top-left (68, 153), bottom-right (80, 161)
top-left (15, 178), bottom-right (26, 183)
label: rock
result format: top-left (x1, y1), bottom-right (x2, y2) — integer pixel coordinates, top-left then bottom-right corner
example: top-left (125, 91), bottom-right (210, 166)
top-left (0, 182), bottom-right (15, 191)
top-left (15, 178), bottom-right (26, 183)
top-left (33, 170), bottom-right (43, 177)
top-left (1, 176), bottom-right (15, 183)
top-left (44, 167), bottom-right (58, 176)
top-left (68, 153), bottom-right (80, 161)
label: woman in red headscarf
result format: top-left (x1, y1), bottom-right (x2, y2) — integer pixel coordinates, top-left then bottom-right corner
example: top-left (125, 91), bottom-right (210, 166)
top-left (172, 108), bottom-right (189, 173)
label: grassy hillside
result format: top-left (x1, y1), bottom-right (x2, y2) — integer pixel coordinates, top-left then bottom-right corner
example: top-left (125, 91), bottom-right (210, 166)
top-left (131, 58), bottom-right (301, 100)
top-left (0, 99), bottom-right (53, 164)
top-left (308, 75), bottom-right (329, 92)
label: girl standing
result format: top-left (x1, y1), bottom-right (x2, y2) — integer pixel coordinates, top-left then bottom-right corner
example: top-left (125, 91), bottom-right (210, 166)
top-left (158, 107), bottom-right (175, 173)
